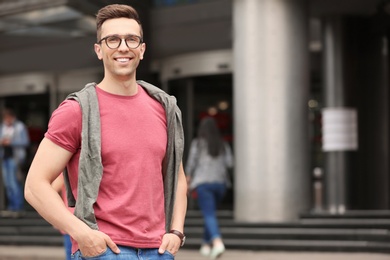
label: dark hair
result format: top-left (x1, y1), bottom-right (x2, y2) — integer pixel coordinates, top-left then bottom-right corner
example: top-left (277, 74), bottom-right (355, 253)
top-left (197, 117), bottom-right (224, 157)
top-left (3, 107), bottom-right (15, 117)
top-left (96, 4), bottom-right (143, 41)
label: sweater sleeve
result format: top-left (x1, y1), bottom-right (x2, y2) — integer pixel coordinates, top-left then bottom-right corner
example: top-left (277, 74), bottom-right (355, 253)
top-left (185, 139), bottom-right (199, 177)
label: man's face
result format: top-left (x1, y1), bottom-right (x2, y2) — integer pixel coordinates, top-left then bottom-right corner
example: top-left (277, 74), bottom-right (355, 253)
top-left (94, 18), bottom-right (146, 80)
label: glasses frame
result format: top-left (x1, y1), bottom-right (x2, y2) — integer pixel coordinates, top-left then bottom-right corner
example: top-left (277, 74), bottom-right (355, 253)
top-left (98, 34), bottom-right (143, 49)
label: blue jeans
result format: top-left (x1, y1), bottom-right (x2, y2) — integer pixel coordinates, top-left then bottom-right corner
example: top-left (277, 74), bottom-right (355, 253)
top-left (196, 183), bottom-right (226, 244)
top-left (2, 158), bottom-right (24, 211)
top-left (71, 246), bottom-right (174, 260)
top-left (64, 234), bottom-right (72, 260)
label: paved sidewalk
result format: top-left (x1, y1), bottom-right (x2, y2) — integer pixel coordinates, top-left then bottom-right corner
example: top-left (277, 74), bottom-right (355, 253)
top-left (0, 246), bottom-right (389, 260)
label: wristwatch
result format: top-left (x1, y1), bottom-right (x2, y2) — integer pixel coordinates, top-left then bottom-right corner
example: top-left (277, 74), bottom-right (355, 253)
top-left (169, 230), bottom-right (186, 247)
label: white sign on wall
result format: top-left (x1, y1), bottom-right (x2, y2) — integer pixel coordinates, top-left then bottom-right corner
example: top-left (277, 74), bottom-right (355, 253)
top-left (322, 107), bottom-right (358, 152)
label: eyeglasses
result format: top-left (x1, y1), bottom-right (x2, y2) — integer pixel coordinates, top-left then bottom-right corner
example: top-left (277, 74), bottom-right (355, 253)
top-left (98, 34), bottom-right (143, 49)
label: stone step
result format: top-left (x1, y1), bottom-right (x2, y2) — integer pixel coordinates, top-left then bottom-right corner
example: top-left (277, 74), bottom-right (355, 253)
top-left (184, 238), bottom-right (390, 253)
top-left (185, 226), bottom-right (390, 242)
top-left (0, 209), bottom-right (389, 253)
top-left (185, 217), bottom-right (390, 229)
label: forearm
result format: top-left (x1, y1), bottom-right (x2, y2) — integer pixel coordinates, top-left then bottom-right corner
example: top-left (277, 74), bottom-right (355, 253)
top-left (25, 179), bottom-right (90, 240)
top-left (170, 163), bottom-right (187, 232)
top-left (24, 138), bottom-right (92, 242)
top-left (158, 164), bottom-right (187, 255)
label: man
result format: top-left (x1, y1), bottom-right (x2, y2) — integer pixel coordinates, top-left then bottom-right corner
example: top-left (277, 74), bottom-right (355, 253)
top-left (0, 107), bottom-right (29, 213)
top-left (25, 4), bottom-right (187, 259)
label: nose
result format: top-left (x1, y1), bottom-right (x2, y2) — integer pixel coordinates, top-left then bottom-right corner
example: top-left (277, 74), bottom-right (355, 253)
top-left (118, 38), bottom-right (129, 50)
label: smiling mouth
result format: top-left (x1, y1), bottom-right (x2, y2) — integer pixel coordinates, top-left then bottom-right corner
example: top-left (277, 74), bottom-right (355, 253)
top-left (115, 58), bottom-right (131, 63)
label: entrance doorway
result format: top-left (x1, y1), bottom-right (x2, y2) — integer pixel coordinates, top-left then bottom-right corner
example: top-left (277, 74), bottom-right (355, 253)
top-left (168, 74), bottom-right (234, 210)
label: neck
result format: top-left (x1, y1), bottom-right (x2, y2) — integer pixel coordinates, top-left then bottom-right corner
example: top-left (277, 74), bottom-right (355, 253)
top-left (98, 75), bottom-right (138, 96)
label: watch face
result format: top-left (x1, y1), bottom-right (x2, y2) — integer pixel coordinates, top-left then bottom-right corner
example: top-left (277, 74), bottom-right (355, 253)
top-left (181, 236), bottom-right (186, 246)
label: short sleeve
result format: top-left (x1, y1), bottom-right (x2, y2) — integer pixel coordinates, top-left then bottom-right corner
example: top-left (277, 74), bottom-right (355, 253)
top-left (45, 99), bottom-right (82, 153)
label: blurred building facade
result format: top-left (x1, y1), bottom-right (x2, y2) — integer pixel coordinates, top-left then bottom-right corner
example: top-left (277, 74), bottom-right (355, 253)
top-left (0, 0), bottom-right (388, 222)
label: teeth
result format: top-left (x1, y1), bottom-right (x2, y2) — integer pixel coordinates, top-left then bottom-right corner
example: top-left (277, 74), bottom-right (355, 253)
top-left (117, 58), bottom-right (129, 62)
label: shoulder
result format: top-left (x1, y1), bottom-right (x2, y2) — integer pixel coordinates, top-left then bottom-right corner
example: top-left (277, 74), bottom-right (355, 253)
top-left (46, 99), bottom-right (81, 151)
top-left (191, 138), bottom-right (207, 149)
top-left (50, 99), bottom-right (81, 126)
top-left (191, 138), bottom-right (200, 146)
top-left (137, 80), bottom-right (163, 93)
top-left (67, 83), bottom-right (97, 99)
top-left (14, 120), bottom-right (27, 130)
top-left (137, 80), bottom-right (176, 102)
top-left (56, 99), bottom-right (81, 114)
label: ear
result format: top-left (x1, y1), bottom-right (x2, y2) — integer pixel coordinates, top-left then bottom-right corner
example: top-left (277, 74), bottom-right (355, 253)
top-left (140, 43), bottom-right (146, 60)
top-left (94, 43), bottom-right (103, 60)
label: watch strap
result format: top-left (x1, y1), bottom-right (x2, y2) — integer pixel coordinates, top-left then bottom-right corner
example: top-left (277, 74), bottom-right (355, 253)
top-left (169, 229), bottom-right (185, 246)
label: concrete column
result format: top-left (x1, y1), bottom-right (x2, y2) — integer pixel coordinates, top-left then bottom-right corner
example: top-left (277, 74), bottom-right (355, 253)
top-left (233, 0), bottom-right (310, 222)
top-left (0, 99), bottom-right (4, 210)
top-left (322, 17), bottom-right (348, 214)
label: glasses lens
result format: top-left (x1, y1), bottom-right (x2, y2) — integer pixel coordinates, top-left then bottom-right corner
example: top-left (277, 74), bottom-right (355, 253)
top-left (125, 35), bottom-right (141, 49)
top-left (102, 35), bottom-right (142, 49)
top-left (106, 36), bottom-right (121, 49)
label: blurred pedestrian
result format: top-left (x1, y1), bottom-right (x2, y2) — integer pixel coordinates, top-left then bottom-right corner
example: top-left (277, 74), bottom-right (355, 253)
top-left (185, 117), bottom-right (234, 259)
top-left (24, 4), bottom-right (187, 260)
top-left (0, 107), bottom-right (29, 213)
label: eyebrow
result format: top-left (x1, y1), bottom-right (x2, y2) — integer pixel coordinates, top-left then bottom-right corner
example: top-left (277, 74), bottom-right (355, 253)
top-left (103, 34), bottom-right (141, 38)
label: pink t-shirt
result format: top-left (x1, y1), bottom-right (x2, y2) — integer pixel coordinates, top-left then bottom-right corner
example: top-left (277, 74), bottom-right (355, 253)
top-left (45, 85), bottom-right (167, 252)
